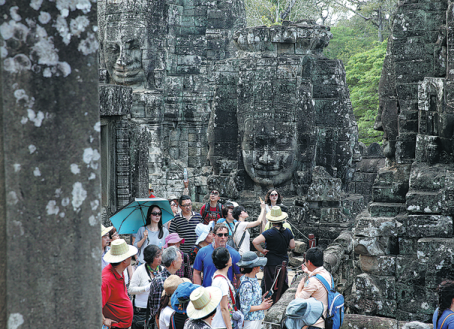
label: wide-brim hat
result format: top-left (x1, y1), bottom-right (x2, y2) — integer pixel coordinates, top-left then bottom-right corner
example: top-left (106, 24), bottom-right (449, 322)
top-left (195, 223), bottom-right (211, 245)
top-left (284, 297), bottom-right (324, 327)
top-left (237, 251), bottom-right (267, 268)
top-left (103, 239), bottom-right (138, 263)
top-left (266, 206), bottom-right (288, 223)
top-left (161, 276), bottom-right (191, 306)
top-left (187, 286), bottom-right (223, 320)
top-left (101, 224), bottom-right (113, 237)
top-left (164, 233), bottom-right (185, 248)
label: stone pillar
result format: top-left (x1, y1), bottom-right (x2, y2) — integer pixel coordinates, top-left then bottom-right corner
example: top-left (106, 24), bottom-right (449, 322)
top-left (0, 1), bottom-right (101, 328)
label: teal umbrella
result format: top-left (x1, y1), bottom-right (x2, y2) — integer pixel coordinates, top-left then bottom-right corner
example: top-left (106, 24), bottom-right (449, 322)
top-left (109, 198), bottom-right (174, 234)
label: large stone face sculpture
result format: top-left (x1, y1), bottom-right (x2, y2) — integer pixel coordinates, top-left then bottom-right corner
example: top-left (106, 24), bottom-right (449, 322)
top-left (208, 22), bottom-right (360, 198)
top-left (103, 12), bottom-right (146, 86)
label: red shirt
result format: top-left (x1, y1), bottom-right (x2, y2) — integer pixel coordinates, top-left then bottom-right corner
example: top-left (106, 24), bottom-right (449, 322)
top-left (102, 264), bottom-right (133, 328)
top-left (200, 204), bottom-right (222, 224)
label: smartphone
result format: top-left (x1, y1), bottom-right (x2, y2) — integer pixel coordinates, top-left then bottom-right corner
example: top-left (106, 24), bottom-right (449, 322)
top-left (265, 290), bottom-right (273, 298)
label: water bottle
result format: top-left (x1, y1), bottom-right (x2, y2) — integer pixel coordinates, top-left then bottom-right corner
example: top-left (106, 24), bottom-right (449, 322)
top-left (183, 168), bottom-right (188, 181)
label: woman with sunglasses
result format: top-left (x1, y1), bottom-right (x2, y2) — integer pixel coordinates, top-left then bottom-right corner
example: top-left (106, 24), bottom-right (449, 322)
top-left (134, 205), bottom-right (169, 265)
top-left (262, 189), bottom-right (292, 233)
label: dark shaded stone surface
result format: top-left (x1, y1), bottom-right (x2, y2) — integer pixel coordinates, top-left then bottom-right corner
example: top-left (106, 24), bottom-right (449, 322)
top-left (0, 1), bottom-right (101, 327)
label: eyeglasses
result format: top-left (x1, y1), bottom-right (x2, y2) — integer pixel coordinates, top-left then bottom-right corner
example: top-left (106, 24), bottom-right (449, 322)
top-left (170, 202), bottom-right (177, 207)
top-left (151, 212), bottom-right (162, 216)
top-left (270, 193), bottom-right (278, 197)
top-left (216, 233), bottom-right (229, 237)
top-left (210, 191), bottom-right (219, 196)
top-left (181, 204), bottom-right (192, 208)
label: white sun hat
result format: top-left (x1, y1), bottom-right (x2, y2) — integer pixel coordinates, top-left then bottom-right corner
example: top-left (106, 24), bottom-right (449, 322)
top-left (101, 224), bottom-right (113, 237)
top-left (187, 286), bottom-right (223, 320)
top-left (103, 239), bottom-right (138, 263)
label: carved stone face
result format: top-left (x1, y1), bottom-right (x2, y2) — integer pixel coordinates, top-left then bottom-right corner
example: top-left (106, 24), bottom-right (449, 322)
top-left (241, 119), bottom-right (299, 186)
top-left (103, 13), bottom-right (145, 86)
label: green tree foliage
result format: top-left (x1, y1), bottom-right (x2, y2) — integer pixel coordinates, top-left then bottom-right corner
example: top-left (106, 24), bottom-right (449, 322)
top-left (345, 40), bottom-right (387, 145)
top-left (325, 19), bottom-right (380, 64)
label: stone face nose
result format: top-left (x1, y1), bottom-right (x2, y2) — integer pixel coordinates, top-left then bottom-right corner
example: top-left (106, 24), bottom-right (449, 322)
top-left (258, 150), bottom-right (274, 165)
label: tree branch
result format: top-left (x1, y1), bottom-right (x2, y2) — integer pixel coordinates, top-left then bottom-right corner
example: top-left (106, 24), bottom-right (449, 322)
top-left (280, 0), bottom-right (298, 20)
top-left (331, 0), bottom-right (380, 27)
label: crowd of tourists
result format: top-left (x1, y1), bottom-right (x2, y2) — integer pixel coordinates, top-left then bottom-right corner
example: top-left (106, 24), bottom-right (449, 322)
top-left (101, 189), bottom-right (454, 329)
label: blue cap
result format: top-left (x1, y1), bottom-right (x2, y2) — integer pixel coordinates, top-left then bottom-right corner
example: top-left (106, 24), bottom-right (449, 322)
top-left (171, 282), bottom-right (201, 314)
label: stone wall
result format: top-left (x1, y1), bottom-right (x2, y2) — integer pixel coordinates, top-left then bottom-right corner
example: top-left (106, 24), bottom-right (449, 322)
top-left (351, 0), bottom-right (454, 321)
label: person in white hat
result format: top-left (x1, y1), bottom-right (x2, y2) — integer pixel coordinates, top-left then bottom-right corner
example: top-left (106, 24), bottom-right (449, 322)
top-left (188, 223), bottom-right (214, 264)
top-left (185, 286), bottom-right (223, 329)
top-left (102, 239), bottom-right (138, 328)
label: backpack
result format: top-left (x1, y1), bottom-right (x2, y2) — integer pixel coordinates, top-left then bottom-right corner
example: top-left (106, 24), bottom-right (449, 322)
top-left (226, 222), bottom-right (247, 252)
top-left (314, 274), bottom-right (344, 329)
top-left (235, 279), bottom-right (253, 313)
top-left (436, 309), bottom-right (454, 329)
top-left (202, 203), bottom-right (222, 224)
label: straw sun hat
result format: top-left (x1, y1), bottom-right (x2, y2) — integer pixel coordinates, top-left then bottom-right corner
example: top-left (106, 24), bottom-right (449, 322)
top-left (187, 286), bottom-right (223, 320)
top-left (266, 206), bottom-right (288, 223)
top-left (101, 224), bottom-right (113, 237)
top-left (103, 239), bottom-right (138, 263)
top-left (161, 275), bottom-right (191, 306)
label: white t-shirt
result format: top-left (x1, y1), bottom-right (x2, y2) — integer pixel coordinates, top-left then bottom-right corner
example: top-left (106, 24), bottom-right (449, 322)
top-left (233, 222), bottom-right (250, 255)
top-left (211, 274), bottom-right (233, 329)
top-left (159, 306), bottom-right (174, 329)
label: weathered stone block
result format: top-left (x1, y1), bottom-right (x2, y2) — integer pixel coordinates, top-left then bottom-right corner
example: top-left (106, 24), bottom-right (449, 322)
top-left (396, 283), bottom-right (435, 315)
top-left (369, 202), bottom-right (406, 217)
top-left (417, 238), bottom-right (454, 288)
top-left (359, 255), bottom-right (396, 276)
top-left (340, 314), bottom-right (398, 329)
top-left (404, 215), bottom-right (452, 237)
top-left (354, 273), bottom-right (396, 316)
top-left (406, 191), bottom-right (442, 214)
top-left (293, 240), bottom-right (307, 255)
top-left (396, 255), bottom-right (426, 284)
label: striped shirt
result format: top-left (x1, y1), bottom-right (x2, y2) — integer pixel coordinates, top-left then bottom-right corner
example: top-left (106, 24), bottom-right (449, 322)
top-left (169, 211), bottom-right (202, 253)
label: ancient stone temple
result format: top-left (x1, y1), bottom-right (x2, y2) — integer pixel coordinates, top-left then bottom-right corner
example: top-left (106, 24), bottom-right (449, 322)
top-left (97, 0), bottom-right (246, 217)
top-left (98, 0), bottom-right (366, 247)
top-left (351, 0), bottom-right (454, 321)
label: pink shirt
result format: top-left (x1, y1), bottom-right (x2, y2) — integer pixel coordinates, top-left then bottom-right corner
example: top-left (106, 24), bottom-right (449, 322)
top-left (295, 266), bottom-right (331, 329)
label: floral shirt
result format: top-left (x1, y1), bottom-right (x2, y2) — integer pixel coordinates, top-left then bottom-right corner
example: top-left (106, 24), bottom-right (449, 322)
top-left (238, 276), bottom-right (264, 321)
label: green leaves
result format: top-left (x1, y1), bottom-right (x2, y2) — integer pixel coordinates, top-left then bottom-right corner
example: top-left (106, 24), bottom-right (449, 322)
top-left (346, 40), bottom-right (387, 145)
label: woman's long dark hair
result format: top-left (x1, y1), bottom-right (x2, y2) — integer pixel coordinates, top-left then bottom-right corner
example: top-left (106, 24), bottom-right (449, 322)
top-left (157, 294), bottom-right (171, 321)
top-left (265, 189), bottom-right (282, 206)
top-left (272, 222), bottom-right (286, 233)
top-left (436, 280), bottom-right (454, 326)
top-left (146, 205), bottom-right (165, 239)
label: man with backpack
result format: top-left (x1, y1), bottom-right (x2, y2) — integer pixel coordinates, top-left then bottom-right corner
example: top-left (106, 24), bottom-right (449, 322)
top-left (200, 190), bottom-right (223, 225)
top-left (294, 247), bottom-right (344, 329)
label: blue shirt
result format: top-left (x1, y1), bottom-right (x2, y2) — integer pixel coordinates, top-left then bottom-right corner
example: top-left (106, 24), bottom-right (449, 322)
top-left (239, 276), bottom-right (264, 321)
top-left (193, 244), bottom-right (241, 287)
top-left (216, 218), bottom-right (238, 236)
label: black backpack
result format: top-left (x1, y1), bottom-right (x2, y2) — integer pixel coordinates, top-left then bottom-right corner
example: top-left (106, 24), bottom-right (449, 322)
top-left (201, 202), bottom-right (222, 224)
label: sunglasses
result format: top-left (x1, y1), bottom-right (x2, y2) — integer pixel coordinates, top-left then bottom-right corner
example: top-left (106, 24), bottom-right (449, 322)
top-left (151, 212), bottom-right (162, 216)
top-left (270, 193), bottom-right (278, 197)
top-left (210, 191), bottom-right (219, 196)
top-left (216, 233), bottom-right (229, 237)
top-left (181, 204), bottom-right (192, 208)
